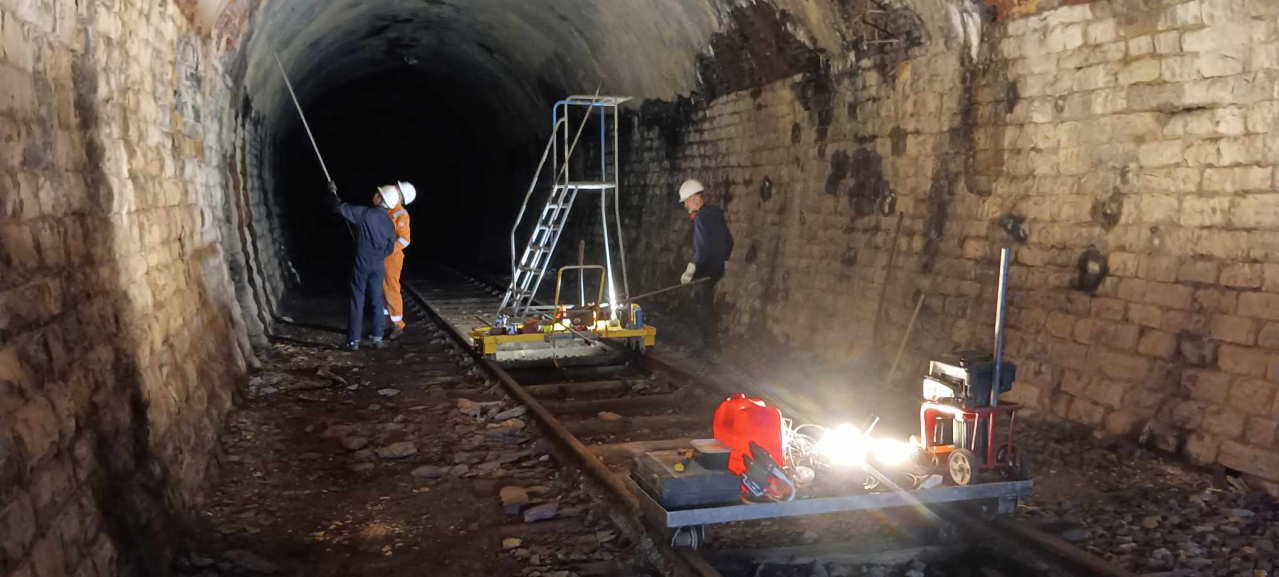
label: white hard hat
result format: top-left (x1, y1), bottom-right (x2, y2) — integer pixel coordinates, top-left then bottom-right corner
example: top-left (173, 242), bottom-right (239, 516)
top-left (397, 181), bottom-right (417, 205)
top-left (678, 179), bottom-right (704, 203)
top-left (378, 185), bottom-right (400, 209)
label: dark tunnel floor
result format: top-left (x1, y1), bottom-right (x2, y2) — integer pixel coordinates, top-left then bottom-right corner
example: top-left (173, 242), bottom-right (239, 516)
top-left (183, 269), bottom-right (1279, 576)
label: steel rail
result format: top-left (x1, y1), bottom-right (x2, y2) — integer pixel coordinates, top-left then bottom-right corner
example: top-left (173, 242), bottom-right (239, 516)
top-left (418, 263), bottom-right (1144, 577)
top-left (402, 278), bottom-right (721, 577)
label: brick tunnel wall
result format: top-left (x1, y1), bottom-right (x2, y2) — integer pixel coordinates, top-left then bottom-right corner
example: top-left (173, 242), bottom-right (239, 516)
top-left (619, 0), bottom-right (1279, 485)
top-left (0, 1), bottom-right (285, 576)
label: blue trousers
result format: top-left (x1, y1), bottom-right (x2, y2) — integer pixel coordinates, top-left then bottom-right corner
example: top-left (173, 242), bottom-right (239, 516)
top-left (349, 265), bottom-right (386, 343)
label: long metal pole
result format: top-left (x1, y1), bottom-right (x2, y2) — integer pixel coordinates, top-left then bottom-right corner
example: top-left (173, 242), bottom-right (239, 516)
top-left (274, 52), bottom-right (353, 240)
top-left (601, 186), bottom-right (617, 318)
top-left (986, 247), bottom-right (1011, 468)
top-left (274, 52), bottom-right (330, 182)
top-left (613, 104), bottom-right (630, 298)
top-left (872, 212), bottom-right (905, 349)
top-left (992, 247), bottom-right (1010, 408)
top-left (886, 292), bottom-right (926, 382)
top-left (620, 277), bottom-right (708, 303)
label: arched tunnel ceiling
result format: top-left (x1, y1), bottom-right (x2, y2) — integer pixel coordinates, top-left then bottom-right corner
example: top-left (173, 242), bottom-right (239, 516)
top-left (238, 0), bottom-right (983, 131)
top-left (242, 0), bottom-right (723, 131)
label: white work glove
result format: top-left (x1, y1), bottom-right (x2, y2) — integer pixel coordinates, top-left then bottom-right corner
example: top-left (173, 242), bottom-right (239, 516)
top-left (681, 263), bottom-right (696, 285)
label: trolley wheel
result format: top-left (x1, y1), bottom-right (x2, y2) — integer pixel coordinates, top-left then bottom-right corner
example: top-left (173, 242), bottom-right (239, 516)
top-left (946, 449), bottom-right (976, 486)
top-left (996, 444), bottom-right (1033, 481)
top-left (671, 525), bottom-right (705, 549)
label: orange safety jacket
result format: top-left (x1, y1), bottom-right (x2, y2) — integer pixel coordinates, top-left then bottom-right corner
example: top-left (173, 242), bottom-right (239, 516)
top-left (388, 204), bottom-right (410, 254)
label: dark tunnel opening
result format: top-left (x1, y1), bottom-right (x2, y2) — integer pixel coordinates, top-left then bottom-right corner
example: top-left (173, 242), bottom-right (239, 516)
top-left (270, 66), bottom-right (554, 297)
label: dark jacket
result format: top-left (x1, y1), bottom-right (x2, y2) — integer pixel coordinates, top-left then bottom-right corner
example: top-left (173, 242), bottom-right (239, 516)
top-left (692, 205), bottom-right (733, 279)
top-left (327, 196), bottom-right (396, 272)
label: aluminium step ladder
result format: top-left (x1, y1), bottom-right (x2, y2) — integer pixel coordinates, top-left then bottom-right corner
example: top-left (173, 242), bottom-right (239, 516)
top-left (496, 95), bottom-right (632, 322)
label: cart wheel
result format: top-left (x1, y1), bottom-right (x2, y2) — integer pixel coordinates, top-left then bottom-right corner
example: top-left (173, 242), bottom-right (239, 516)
top-left (996, 444), bottom-right (1033, 481)
top-left (671, 525), bottom-right (704, 549)
top-left (946, 449), bottom-right (976, 486)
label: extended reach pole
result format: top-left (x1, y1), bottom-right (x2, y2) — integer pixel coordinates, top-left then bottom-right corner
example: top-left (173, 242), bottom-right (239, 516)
top-left (620, 278), bottom-right (708, 304)
top-left (274, 52), bottom-right (353, 239)
top-left (274, 52), bottom-right (330, 182)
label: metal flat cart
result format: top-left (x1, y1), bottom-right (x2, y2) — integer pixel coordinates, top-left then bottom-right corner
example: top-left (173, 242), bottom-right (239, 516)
top-left (478, 94), bottom-right (655, 361)
top-left (633, 475), bottom-right (1034, 549)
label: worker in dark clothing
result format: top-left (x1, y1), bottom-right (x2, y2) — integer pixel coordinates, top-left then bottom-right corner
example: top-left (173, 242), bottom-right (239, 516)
top-left (326, 181), bottom-right (398, 351)
top-left (678, 179), bottom-right (734, 359)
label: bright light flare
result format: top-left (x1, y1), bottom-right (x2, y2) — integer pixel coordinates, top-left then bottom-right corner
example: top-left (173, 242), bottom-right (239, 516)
top-left (870, 438), bottom-right (917, 467)
top-left (814, 424), bottom-right (867, 468)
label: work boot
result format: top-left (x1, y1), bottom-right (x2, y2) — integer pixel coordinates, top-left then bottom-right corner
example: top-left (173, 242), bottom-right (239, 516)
top-left (371, 338), bottom-right (387, 350)
top-left (344, 341), bottom-right (360, 351)
top-left (387, 325), bottom-right (405, 341)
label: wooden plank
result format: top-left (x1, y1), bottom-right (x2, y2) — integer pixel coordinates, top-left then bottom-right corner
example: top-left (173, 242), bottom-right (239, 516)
top-left (524, 380), bottom-right (638, 399)
top-left (543, 393), bottom-right (684, 416)
top-left (565, 414), bottom-right (708, 437)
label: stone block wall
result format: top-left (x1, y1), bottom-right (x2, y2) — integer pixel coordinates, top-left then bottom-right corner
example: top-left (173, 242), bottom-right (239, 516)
top-left (0, 0), bottom-right (276, 575)
top-left (620, 0), bottom-right (1279, 484)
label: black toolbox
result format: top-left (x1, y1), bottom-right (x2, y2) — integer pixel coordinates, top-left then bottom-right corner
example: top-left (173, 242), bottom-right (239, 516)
top-left (633, 450), bottom-right (742, 509)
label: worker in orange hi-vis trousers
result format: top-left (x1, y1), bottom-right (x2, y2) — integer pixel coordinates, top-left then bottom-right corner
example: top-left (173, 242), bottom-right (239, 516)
top-left (378, 181), bottom-right (417, 340)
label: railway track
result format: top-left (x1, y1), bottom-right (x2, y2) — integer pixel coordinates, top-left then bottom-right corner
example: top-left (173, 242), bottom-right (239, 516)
top-left (401, 263), bottom-right (1139, 577)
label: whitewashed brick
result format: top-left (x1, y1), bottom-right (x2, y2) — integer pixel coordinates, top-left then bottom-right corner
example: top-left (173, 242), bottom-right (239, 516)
top-left (1129, 35), bottom-right (1155, 56)
top-left (1185, 77), bottom-right (1236, 106)
top-left (1119, 59), bottom-right (1162, 85)
top-left (1159, 1), bottom-right (1203, 30)
top-left (1092, 88), bottom-right (1127, 115)
top-left (1162, 55), bottom-right (1200, 82)
top-left (1250, 42), bottom-right (1279, 71)
top-left (1046, 3), bottom-right (1094, 25)
top-left (1200, 48), bottom-right (1248, 78)
top-left (1155, 31), bottom-right (1182, 55)
top-left (1233, 194), bottom-right (1279, 229)
top-left (1139, 140), bottom-right (1186, 167)
top-left (1074, 63), bottom-right (1117, 91)
top-left (1216, 106), bottom-right (1247, 135)
top-left (1219, 135), bottom-right (1267, 165)
top-left (1183, 23), bottom-right (1253, 52)
top-left (1087, 19), bottom-right (1117, 44)
top-left (1202, 0), bottom-right (1247, 23)
top-left (1203, 166), bottom-right (1273, 192)
top-left (1184, 140), bottom-right (1220, 166)
top-left (1246, 101), bottom-right (1278, 133)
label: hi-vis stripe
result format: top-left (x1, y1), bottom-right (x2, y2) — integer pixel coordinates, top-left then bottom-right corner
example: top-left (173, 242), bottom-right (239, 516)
top-left (398, 237), bottom-right (410, 247)
top-left (392, 210), bottom-right (407, 217)
top-left (390, 315), bottom-right (403, 322)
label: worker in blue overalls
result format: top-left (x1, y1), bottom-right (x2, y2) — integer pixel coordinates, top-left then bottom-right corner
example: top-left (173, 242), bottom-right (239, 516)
top-left (678, 179), bottom-right (734, 361)
top-left (326, 181), bottom-right (397, 351)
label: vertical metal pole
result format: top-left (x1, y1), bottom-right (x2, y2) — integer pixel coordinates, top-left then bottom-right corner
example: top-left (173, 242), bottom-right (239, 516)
top-left (579, 240), bottom-right (586, 306)
top-left (987, 247), bottom-right (1011, 467)
top-left (992, 247), bottom-right (1010, 408)
top-left (601, 189), bottom-right (617, 319)
top-left (552, 103), bottom-right (559, 192)
top-left (599, 103), bottom-right (606, 181)
top-left (613, 104), bottom-right (630, 298)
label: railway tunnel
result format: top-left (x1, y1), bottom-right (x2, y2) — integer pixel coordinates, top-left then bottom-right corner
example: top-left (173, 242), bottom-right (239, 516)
top-left (5, 0), bottom-right (1279, 574)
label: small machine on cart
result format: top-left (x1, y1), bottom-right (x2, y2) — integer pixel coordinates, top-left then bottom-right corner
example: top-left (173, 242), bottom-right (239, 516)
top-left (471, 95), bottom-right (657, 360)
top-left (629, 248), bottom-right (1033, 549)
top-left (919, 349), bottom-right (1031, 486)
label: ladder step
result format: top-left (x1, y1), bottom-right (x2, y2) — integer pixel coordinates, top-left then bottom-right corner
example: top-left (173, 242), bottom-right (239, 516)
top-left (555, 181), bottom-right (615, 190)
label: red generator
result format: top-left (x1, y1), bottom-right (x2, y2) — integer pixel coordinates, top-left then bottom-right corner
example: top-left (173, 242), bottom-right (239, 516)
top-left (919, 350), bottom-right (1031, 486)
top-left (713, 394), bottom-right (785, 475)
